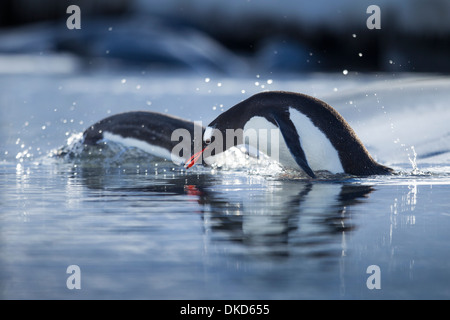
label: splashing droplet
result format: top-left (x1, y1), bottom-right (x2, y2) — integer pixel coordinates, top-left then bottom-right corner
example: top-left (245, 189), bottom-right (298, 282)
top-left (408, 146), bottom-right (419, 174)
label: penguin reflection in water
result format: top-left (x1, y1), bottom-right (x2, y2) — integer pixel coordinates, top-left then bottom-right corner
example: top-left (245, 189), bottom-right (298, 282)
top-left (186, 91), bottom-right (393, 178)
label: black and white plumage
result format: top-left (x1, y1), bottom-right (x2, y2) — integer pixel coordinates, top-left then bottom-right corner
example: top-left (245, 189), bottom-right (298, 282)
top-left (82, 111), bottom-right (204, 164)
top-left (186, 91), bottom-right (393, 177)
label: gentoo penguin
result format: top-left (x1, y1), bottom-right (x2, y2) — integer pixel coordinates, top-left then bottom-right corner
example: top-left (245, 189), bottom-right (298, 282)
top-left (81, 111), bottom-right (204, 164)
top-left (186, 91), bottom-right (393, 177)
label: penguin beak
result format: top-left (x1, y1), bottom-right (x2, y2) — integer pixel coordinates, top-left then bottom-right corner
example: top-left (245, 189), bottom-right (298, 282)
top-left (185, 147), bottom-right (206, 169)
top-left (185, 126), bottom-right (215, 169)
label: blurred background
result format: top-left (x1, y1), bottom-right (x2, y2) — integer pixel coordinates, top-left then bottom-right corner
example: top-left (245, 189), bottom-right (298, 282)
top-left (0, 0), bottom-right (449, 75)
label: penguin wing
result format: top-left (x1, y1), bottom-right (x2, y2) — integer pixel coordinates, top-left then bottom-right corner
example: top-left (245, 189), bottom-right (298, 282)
top-left (273, 114), bottom-right (316, 178)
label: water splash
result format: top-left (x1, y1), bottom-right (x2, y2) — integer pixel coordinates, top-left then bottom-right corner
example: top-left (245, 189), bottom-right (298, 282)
top-left (205, 146), bottom-right (285, 177)
top-left (407, 145), bottom-right (420, 174)
top-left (49, 132), bottom-right (84, 159)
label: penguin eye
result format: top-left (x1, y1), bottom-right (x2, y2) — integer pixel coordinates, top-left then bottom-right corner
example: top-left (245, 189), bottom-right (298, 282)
top-left (203, 126), bottom-right (214, 145)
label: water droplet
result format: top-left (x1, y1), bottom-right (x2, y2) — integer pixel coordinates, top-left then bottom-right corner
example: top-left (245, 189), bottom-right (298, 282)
top-left (267, 79), bottom-right (273, 84)
top-left (408, 146), bottom-right (419, 174)
top-left (121, 79), bottom-right (127, 84)
top-left (205, 77), bottom-right (210, 83)
top-left (343, 69), bottom-right (348, 75)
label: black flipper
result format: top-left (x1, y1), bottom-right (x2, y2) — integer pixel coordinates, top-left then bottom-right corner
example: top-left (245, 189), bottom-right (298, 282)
top-left (273, 113), bottom-right (316, 178)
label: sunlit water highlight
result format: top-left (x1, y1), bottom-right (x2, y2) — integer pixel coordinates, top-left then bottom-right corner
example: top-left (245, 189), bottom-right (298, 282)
top-left (1, 72), bottom-right (450, 299)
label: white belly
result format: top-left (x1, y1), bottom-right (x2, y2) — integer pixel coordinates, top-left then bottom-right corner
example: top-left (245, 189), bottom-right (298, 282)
top-left (242, 111), bottom-right (344, 174)
top-left (242, 116), bottom-right (299, 170)
top-left (289, 108), bottom-right (344, 173)
top-left (102, 132), bottom-right (185, 165)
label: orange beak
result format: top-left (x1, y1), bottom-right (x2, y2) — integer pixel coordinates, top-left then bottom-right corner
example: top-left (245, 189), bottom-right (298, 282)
top-left (184, 148), bottom-right (206, 169)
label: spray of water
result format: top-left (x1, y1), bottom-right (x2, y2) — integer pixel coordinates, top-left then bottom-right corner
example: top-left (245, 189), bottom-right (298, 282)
top-left (408, 145), bottom-right (420, 175)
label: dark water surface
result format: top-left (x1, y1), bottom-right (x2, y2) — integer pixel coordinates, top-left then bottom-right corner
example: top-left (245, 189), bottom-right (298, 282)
top-left (1, 159), bottom-right (450, 299)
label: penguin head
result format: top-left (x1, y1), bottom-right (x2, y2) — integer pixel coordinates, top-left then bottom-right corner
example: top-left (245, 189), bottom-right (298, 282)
top-left (184, 124), bottom-right (229, 169)
top-left (185, 98), bottom-right (278, 169)
top-left (189, 122), bottom-right (246, 167)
